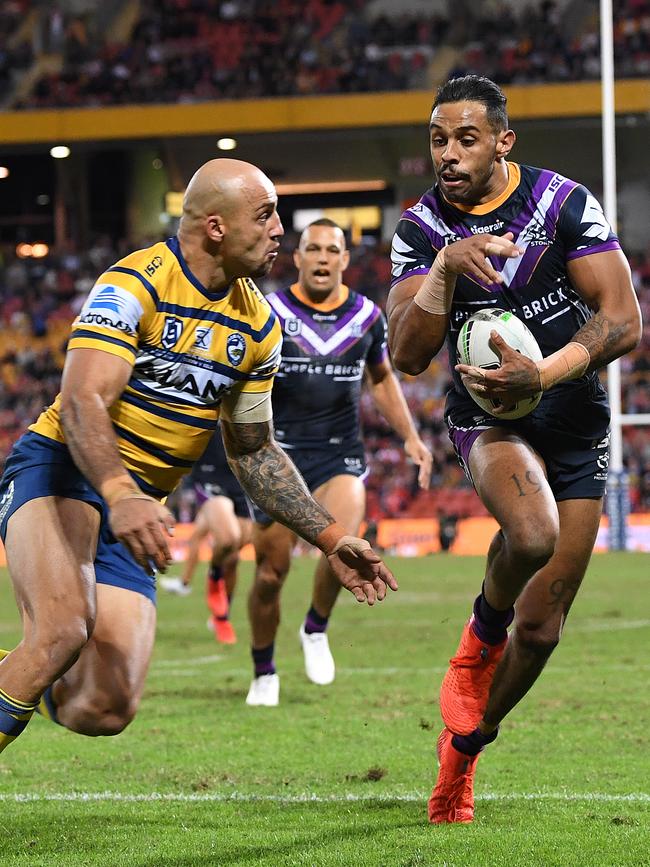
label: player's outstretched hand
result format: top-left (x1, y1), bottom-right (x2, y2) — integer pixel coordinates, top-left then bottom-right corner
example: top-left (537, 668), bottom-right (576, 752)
top-left (444, 231), bottom-right (522, 288)
top-left (405, 434), bottom-right (433, 489)
top-left (108, 496), bottom-right (176, 573)
top-left (326, 536), bottom-right (398, 605)
top-left (456, 330), bottom-right (541, 405)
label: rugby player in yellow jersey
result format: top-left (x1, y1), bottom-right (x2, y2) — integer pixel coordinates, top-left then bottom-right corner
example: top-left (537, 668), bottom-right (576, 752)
top-left (0, 159), bottom-right (397, 753)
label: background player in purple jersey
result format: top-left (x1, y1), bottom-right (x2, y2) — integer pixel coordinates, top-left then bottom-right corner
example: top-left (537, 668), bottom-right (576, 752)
top-left (245, 219), bottom-right (432, 707)
top-left (161, 426), bottom-right (252, 644)
top-left (387, 76), bottom-right (641, 824)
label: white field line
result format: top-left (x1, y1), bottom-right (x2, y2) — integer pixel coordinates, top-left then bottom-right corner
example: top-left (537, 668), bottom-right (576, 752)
top-left (146, 617), bottom-right (650, 678)
top-left (347, 618), bottom-right (650, 632)
top-left (154, 654), bottom-right (223, 667)
top-left (571, 618), bottom-right (650, 633)
top-left (1, 791), bottom-right (649, 805)
top-left (147, 662), bottom-right (650, 679)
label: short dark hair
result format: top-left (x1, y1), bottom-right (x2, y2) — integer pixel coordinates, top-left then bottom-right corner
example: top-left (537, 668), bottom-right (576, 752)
top-left (307, 218), bottom-right (342, 231)
top-left (432, 75), bottom-right (508, 131)
top-left (302, 218), bottom-right (347, 248)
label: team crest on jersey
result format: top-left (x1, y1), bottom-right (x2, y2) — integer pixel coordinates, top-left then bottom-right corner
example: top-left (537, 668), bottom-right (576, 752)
top-left (161, 316), bottom-right (183, 349)
top-left (226, 332), bottom-right (246, 366)
top-left (349, 323), bottom-right (363, 338)
top-left (285, 318), bottom-right (302, 337)
top-left (193, 326), bottom-right (213, 352)
top-left (521, 220), bottom-right (551, 247)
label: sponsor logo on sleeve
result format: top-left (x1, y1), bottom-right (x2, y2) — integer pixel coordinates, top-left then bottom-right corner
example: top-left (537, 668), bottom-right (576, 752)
top-left (89, 286), bottom-right (125, 313)
top-left (580, 195), bottom-right (611, 241)
top-left (79, 283), bottom-right (143, 334)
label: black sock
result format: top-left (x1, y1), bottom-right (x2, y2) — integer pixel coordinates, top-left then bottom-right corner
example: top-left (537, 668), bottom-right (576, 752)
top-left (252, 643), bottom-right (275, 676)
top-left (208, 564), bottom-right (223, 583)
top-left (304, 605), bottom-right (328, 634)
top-left (452, 726), bottom-right (499, 756)
top-left (472, 582), bottom-right (514, 645)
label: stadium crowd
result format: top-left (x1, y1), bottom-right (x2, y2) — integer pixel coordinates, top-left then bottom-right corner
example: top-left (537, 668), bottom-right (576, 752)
top-left (6, 0), bottom-right (649, 109)
top-left (449, 0), bottom-right (650, 86)
top-left (1, 234), bottom-right (649, 518)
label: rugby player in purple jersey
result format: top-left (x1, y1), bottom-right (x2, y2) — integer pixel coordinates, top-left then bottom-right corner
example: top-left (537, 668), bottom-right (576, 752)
top-left (387, 75), bottom-right (641, 823)
top-left (245, 219), bottom-right (432, 707)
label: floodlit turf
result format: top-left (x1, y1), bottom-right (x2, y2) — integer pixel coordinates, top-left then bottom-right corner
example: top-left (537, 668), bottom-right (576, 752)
top-left (0, 553), bottom-right (648, 866)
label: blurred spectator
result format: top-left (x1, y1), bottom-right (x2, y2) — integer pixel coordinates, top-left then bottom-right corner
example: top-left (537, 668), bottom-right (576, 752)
top-left (9, 0), bottom-right (649, 110)
top-left (0, 0), bottom-right (33, 103)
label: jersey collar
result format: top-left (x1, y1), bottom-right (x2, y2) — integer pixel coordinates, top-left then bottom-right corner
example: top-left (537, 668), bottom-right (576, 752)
top-left (166, 236), bottom-right (231, 301)
top-left (288, 283), bottom-right (350, 311)
top-left (442, 161), bottom-right (521, 215)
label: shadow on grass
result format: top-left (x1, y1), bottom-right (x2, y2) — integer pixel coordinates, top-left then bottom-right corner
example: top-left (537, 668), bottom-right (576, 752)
top-left (8, 801), bottom-right (429, 867)
top-left (138, 805), bottom-right (426, 867)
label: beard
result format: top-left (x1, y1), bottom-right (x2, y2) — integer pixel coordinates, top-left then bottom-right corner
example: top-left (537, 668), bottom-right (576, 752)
top-left (249, 259), bottom-right (274, 278)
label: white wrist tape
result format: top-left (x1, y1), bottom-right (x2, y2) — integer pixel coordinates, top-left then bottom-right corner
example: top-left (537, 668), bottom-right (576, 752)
top-left (413, 247), bottom-right (457, 315)
top-left (536, 342), bottom-right (591, 390)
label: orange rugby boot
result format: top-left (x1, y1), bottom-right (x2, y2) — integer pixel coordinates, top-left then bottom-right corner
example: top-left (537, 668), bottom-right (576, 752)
top-left (207, 576), bottom-right (229, 619)
top-left (439, 616), bottom-right (507, 735)
top-left (428, 728), bottom-right (480, 824)
top-left (214, 617), bottom-right (237, 645)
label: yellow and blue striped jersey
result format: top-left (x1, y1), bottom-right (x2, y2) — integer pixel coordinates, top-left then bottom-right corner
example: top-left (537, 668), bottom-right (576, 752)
top-left (31, 236), bottom-right (281, 497)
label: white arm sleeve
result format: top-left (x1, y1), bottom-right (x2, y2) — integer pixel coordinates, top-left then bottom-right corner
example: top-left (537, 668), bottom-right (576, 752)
top-left (220, 388), bottom-right (273, 423)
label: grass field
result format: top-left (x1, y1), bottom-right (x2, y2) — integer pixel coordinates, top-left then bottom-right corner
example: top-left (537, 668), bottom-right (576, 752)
top-left (0, 552), bottom-right (648, 867)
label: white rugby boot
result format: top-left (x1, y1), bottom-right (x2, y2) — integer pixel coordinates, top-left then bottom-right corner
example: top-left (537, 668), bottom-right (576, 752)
top-left (159, 576), bottom-right (191, 596)
top-left (245, 673), bottom-right (280, 706)
top-left (299, 624), bottom-right (335, 685)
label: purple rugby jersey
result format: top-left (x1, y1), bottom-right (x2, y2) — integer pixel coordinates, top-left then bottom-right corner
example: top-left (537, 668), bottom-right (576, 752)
top-left (266, 284), bottom-right (388, 449)
top-left (391, 162), bottom-right (621, 406)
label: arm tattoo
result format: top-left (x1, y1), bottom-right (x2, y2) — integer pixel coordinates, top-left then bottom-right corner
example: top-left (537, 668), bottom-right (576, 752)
top-left (573, 311), bottom-right (629, 369)
top-left (221, 421), bottom-right (334, 543)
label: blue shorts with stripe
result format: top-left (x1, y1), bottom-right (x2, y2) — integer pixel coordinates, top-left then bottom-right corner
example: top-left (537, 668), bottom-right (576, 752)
top-left (0, 431), bottom-right (156, 602)
top-left (249, 441), bottom-right (367, 525)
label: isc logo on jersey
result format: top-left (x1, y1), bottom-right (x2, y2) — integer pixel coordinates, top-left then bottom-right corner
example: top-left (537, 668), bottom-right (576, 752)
top-left (79, 283), bottom-right (143, 335)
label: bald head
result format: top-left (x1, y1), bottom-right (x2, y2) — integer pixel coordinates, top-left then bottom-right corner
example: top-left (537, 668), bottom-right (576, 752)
top-left (182, 158), bottom-right (276, 221)
top-left (177, 158), bottom-right (283, 284)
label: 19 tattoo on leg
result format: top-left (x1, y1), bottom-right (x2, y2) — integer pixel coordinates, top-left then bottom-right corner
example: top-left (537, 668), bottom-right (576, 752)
top-left (510, 471), bottom-right (543, 497)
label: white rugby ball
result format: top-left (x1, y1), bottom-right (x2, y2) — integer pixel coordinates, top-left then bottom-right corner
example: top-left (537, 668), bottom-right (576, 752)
top-left (456, 308), bottom-right (543, 420)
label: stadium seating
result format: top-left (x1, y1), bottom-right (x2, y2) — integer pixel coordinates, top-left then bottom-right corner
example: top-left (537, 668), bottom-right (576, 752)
top-left (5, 0), bottom-right (649, 109)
